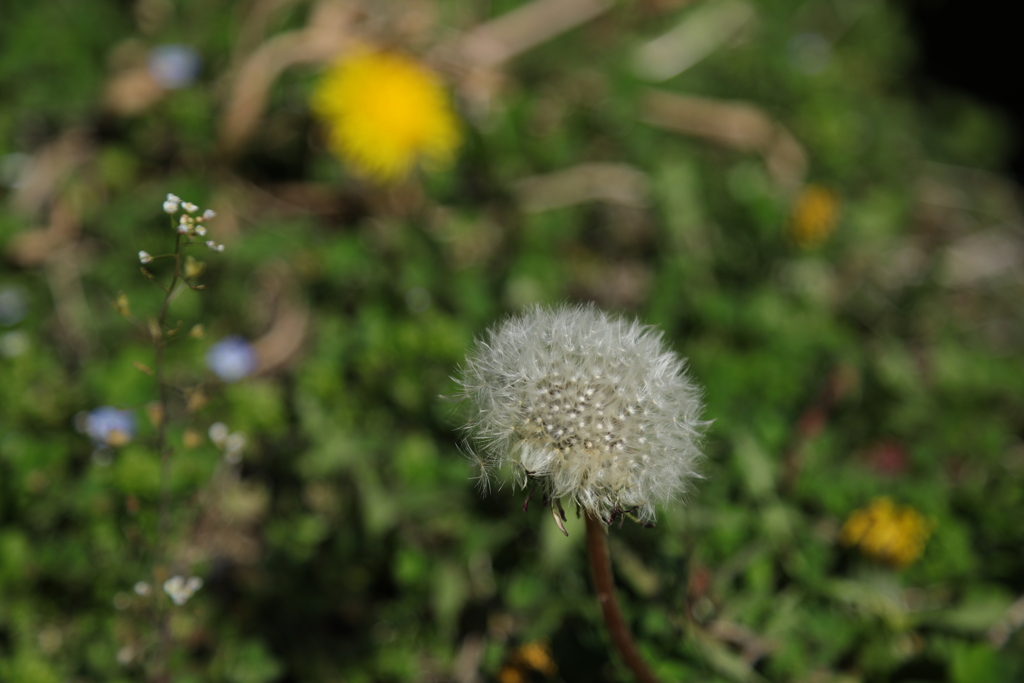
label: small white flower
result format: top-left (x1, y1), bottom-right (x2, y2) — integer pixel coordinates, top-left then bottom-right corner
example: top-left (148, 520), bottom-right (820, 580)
top-left (138, 250), bottom-right (152, 264)
top-left (117, 645), bottom-right (135, 665)
top-left (163, 193), bottom-right (181, 214)
top-left (195, 225), bottom-right (206, 236)
top-left (216, 244), bottom-right (225, 253)
top-left (163, 575), bottom-right (203, 606)
top-left (205, 239), bottom-right (216, 249)
top-left (202, 209), bottom-right (216, 220)
top-left (0, 331), bottom-right (29, 358)
top-left (133, 581), bottom-right (152, 596)
top-left (224, 432), bottom-right (247, 463)
top-left (208, 421), bottom-right (229, 447)
top-left (177, 215), bottom-right (191, 234)
top-left (182, 201), bottom-right (199, 213)
top-left (458, 304), bottom-right (707, 527)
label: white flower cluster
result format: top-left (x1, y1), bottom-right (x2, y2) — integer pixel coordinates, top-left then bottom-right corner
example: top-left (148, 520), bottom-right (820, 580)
top-left (160, 193), bottom-right (224, 252)
top-left (458, 304), bottom-right (706, 527)
top-left (209, 421), bottom-right (247, 464)
top-left (163, 575), bottom-right (203, 606)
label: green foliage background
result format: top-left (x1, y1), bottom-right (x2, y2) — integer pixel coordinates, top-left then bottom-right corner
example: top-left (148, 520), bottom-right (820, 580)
top-left (2, 1), bottom-right (1023, 681)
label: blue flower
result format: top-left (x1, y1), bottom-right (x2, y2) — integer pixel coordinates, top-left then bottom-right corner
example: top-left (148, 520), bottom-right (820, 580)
top-left (148, 45), bottom-right (201, 90)
top-left (206, 336), bottom-right (257, 382)
top-left (83, 407), bottom-right (136, 447)
top-left (0, 285), bottom-right (27, 326)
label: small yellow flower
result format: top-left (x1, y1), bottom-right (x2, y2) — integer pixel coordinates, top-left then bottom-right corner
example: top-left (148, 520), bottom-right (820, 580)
top-left (311, 50), bottom-right (461, 182)
top-left (497, 667), bottom-right (526, 683)
top-left (497, 641), bottom-right (558, 683)
top-left (841, 497), bottom-right (933, 568)
top-left (515, 641), bottom-right (557, 677)
top-left (790, 184), bottom-right (840, 248)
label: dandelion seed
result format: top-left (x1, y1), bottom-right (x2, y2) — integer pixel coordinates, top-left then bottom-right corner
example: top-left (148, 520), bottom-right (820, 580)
top-left (311, 50), bottom-right (462, 182)
top-left (457, 304), bottom-right (706, 526)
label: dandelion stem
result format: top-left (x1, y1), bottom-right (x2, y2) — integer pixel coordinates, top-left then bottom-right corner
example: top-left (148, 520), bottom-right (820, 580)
top-left (585, 514), bottom-right (662, 683)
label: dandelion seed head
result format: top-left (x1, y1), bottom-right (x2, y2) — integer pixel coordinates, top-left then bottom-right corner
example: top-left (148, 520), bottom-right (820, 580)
top-left (458, 304), bottom-right (707, 525)
top-left (311, 50), bottom-right (461, 182)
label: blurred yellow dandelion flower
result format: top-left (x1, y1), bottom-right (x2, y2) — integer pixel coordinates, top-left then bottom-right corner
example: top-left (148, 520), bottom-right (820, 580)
top-left (311, 50), bottom-right (461, 182)
top-left (497, 641), bottom-right (558, 683)
top-left (515, 641), bottom-right (557, 677)
top-left (790, 184), bottom-right (840, 248)
top-left (841, 497), bottom-right (933, 568)
top-left (497, 667), bottom-right (527, 683)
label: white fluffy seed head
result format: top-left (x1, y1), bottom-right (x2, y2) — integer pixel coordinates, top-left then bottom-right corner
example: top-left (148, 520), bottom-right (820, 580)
top-left (457, 303), bottom-right (707, 525)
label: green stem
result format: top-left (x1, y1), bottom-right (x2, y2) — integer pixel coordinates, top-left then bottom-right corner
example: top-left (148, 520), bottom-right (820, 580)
top-left (152, 232), bottom-right (182, 683)
top-left (585, 514), bottom-right (662, 683)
